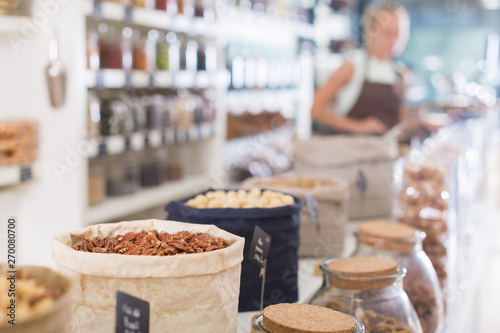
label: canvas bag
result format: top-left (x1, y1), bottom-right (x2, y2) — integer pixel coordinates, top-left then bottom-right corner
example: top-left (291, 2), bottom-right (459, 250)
top-left (52, 219), bottom-right (245, 333)
top-left (240, 176), bottom-right (349, 257)
top-left (165, 189), bottom-right (301, 312)
top-left (294, 135), bottom-right (397, 219)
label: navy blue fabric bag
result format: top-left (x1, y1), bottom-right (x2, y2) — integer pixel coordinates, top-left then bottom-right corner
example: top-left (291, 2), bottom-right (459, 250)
top-left (165, 189), bottom-right (302, 312)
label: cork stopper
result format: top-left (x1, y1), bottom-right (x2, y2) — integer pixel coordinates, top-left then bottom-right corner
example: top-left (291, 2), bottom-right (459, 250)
top-left (262, 303), bottom-right (356, 333)
top-left (323, 257), bottom-right (403, 290)
top-left (358, 221), bottom-right (422, 252)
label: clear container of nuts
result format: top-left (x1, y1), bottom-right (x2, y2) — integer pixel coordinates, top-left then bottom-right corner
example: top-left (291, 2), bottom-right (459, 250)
top-left (309, 257), bottom-right (423, 333)
top-left (253, 303), bottom-right (365, 333)
top-left (352, 221), bottom-right (444, 333)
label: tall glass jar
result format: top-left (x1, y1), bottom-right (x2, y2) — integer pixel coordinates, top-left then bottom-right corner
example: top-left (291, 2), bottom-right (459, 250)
top-left (352, 221), bottom-right (444, 333)
top-left (156, 32), bottom-right (170, 71)
top-left (309, 257), bottom-right (423, 333)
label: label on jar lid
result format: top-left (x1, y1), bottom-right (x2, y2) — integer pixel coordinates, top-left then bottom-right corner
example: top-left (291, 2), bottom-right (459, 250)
top-left (248, 226), bottom-right (271, 267)
top-left (116, 291), bottom-right (150, 333)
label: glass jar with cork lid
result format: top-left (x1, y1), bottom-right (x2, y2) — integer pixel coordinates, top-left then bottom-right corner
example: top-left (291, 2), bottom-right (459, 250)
top-left (252, 303), bottom-right (365, 333)
top-left (309, 257), bottom-right (423, 333)
top-left (352, 221), bottom-right (444, 333)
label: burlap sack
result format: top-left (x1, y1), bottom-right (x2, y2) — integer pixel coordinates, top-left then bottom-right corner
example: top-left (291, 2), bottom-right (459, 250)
top-left (241, 176), bottom-right (349, 257)
top-left (0, 265), bottom-right (74, 333)
top-left (52, 219), bottom-right (245, 333)
top-left (294, 135), bottom-right (397, 219)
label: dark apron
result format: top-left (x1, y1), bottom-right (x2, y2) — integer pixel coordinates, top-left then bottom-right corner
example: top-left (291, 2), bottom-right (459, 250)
top-left (347, 53), bottom-right (403, 129)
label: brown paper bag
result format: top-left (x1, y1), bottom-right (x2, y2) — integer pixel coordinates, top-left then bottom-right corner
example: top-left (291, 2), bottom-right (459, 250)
top-left (0, 264), bottom-right (74, 333)
top-left (52, 219), bottom-right (245, 333)
top-left (241, 176), bottom-right (349, 257)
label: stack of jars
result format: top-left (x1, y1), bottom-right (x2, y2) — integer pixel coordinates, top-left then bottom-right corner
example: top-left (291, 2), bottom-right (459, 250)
top-left (395, 162), bottom-right (450, 288)
top-left (99, 0), bottom-right (214, 20)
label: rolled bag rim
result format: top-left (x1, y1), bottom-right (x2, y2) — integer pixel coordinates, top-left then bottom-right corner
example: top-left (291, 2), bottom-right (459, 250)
top-left (164, 188), bottom-right (303, 220)
top-left (51, 219), bottom-right (245, 278)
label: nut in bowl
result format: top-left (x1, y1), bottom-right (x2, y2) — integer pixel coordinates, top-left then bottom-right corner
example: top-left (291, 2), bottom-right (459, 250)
top-left (184, 189), bottom-right (296, 209)
top-left (0, 264), bottom-right (74, 333)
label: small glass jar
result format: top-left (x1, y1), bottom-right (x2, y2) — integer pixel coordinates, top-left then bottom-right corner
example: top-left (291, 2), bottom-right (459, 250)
top-left (140, 147), bottom-right (165, 187)
top-left (88, 158), bottom-right (106, 206)
top-left (132, 30), bottom-right (148, 70)
top-left (309, 257), bottom-right (423, 333)
top-left (156, 32), bottom-right (170, 71)
top-left (106, 153), bottom-right (141, 196)
top-left (87, 30), bottom-right (100, 70)
top-left (87, 91), bottom-right (101, 139)
top-left (185, 39), bottom-right (199, 73)
top-left (165, 145), bottom-right (186, 181)
top-left (352, 221), bottom-right (444, 333)
top-left (252, 305), bottom-right (365, 333)
top-left (98, 23), bottom-right (123, 69)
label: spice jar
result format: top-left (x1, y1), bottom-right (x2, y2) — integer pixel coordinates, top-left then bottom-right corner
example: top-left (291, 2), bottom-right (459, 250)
top-left (106, 153), bottom-right (140, 196)
top-left (167, 32), bottom-right (181, 72)
top-left (309, 257), bottom-right (423, 333)
top-left (88, 158), bottom-right (106, 206)
top-left (352, 221), bottom-right (444, 333)
top-left (156, 31), bottom-right (170, 71)
top-left (132, 30), bottom-right (148, 70)
top-left (185, 39), bottom-right (199, 73)
top-left (98, 23), bottom-right (123, 69)
top-left (140, 147), bottom-right (166, 187)
top-left (253, 303), bottom-right (365, 333)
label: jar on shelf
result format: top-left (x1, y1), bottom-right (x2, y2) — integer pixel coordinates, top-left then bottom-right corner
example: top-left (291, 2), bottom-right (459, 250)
top-left (352, 221), bottom-right (444, 333)
top-left (143, 95), bottom-right (165, 131)
top-left (132, 30), bottom-right (148, 71)
top-left (394, 160), bottom-right (450, 288)
top-left (132, 0), bottom-right (147, 7)
top-left (99, 98), bottom-right (129, 136)
top-left (165, 145), bottom-right (186, 181)
top-left (205, 41), bottom-right (217, 73)
top-left (167, 32), bottom-right (181, 72)
top-left (140, 147), bottom-right (166, 187)
top-left (156, 31), bottom-right (170, 71)
top-left (253, 303), bottom-right (365, 333)
top-left (106, 153), bottom-right (141, 196)
top-left (87, 30), bottom-right (100, 70)
top-left (88, 158), bottom-right (106, 206)
top-left (309, 257), bottom-right (423, 333)
top-left (121, 26), bottom-right (134, 71)
top-left (185, 39), bottom-right (198, 73)
top-left (98, 23), bottom-right (123, 69)
top-left (176, 90), bottom-right (195, 129)
top-left (178, 0), bottom-right (194, 16)
top-left (87, 91), bottom-right (101, 139)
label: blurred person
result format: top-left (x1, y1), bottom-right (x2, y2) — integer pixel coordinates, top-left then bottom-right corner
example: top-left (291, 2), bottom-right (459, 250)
top-left (311, 0), bottom-right (411, 134)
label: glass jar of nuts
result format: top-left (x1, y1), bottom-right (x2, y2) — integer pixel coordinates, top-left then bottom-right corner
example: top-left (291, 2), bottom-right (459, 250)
top-left (309, 257), bottom-right (423, 333)
top-left (352, 221), bottom-right (444, 333)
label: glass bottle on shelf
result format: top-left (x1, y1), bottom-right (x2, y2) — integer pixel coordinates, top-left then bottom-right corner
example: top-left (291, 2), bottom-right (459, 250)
top-left (155, 0), bottom-right (168, 10)
top-left (178, 0), bottom-right (194, 16)
top-left (197, 40), bottom-right (207, 71)
top-left (167, 32), bottom-right (181, 72)
top-left (87, 29), bottom-right (100, 70)
top-left (122, 26), bottom-right (134, 72)
top-left (146, 30), bottom-right (159, 73)
top-left (205, 41), bottom-right (217, 73)
top-left (106, 152), bottom-right (141, 196)
top-left (255, 49), bottom-right (269, 89)
top-left (156, 31), bottom-right (170, 71)
top-left (202, 0), bottom-right (215, 22)
top-left (185, 39), bottom-right (198, 73)
top-left (132, 30), bottom-right (148, 71)
top-left (140, 147), bottom-right (165, 187)
top-left (352, 221), bottom-right (445, 333)
top-left (309, 257), bottom-right (423, 333)
top-left (98, 23), bottom-right (123, 69)
top-left (243, 46), bottom-right (257, 89)
top-left (88, 158), bottom-right (106, 206)
top-left (143, 95), bottom-right (165, 131)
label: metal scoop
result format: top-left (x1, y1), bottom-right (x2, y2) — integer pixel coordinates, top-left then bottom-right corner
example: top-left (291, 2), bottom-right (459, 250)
top-left (46, 34), bottom-right (66, 108)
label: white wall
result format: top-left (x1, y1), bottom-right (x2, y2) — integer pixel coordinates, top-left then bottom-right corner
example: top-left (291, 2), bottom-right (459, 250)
top-left (0, 0), bottom-right (86, 267)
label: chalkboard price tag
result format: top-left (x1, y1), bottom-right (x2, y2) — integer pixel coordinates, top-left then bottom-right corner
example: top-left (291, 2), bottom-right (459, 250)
top-left (305, 194), bottom-right (320, 234)
top-left (248, 226), bottom-right (271, 267)
top-left (116, 291), bottom-right (150, 333)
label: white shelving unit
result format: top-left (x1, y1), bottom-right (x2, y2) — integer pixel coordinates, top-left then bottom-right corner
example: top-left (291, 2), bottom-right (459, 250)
top-left (0, 164), bottom-right (38, 187)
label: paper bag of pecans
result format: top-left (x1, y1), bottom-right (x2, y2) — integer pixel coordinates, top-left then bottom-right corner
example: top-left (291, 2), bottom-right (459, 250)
top-left (52, 219), bottom-right (245, 333)
top-left (0, 264), bottom-right (74, 333)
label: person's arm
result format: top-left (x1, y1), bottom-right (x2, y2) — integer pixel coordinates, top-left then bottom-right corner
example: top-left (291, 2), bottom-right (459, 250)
top-left (311, 60), bottom-right (388, 134)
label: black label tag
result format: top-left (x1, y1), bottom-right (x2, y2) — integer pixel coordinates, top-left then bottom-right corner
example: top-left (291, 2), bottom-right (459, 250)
top-left (305, 194), bottom-right (320, 233)
top-left (20, 166), bottom-right (32, 182)
top-left (248, 226), bottom-right (272, 267)
top-left (116, 291), bottom-right (149, 333)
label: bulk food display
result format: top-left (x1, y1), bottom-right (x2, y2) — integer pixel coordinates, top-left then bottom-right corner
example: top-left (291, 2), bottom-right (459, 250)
top-left (309, 257), bottom-right (423, 333)
top-left (294, 135), bottom-right (397, 219)
top-left (394, 162), bottom-right (450, 288)
top-left (253, 303), bottom-right (365, 333)
top-left (0, 265), bottom-right (73, 333)
top-left (0, 120), bottom-right (38, 166)
top-left (52, 219), bottom-right (245, 332)
top-left (241, 176), bottom-right (349, 257)
top-left (352, 221), bottom-right (444, 333)
top-left (165, 189), bottom-right (302, 312)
